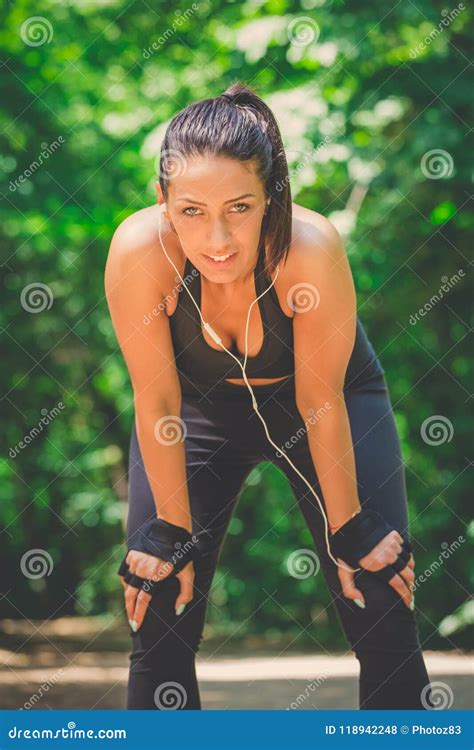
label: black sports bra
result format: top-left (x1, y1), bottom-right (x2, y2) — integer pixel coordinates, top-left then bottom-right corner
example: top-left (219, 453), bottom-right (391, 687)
top-left (167, 249), bottom-right (295, 392)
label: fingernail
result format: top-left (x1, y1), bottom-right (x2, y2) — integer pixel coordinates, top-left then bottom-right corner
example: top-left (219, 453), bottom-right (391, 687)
top-left (130, 619), bottom-right (138, 631)
top-left (409, 597), bottom-right (415, 611)
top-left (175, 603), bottom-right (186, 616)
top-left (354, 598), bottom-right (366, 609)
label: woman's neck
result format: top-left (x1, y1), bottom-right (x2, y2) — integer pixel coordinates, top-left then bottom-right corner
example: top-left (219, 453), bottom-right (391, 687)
top-left (200, 253), bottom-right (259, 303)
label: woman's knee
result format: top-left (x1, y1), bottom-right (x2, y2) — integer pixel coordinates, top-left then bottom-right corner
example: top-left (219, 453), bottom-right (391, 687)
top-left (332, 570), bottom-right (422, 653)
top-left (130, 571), bottom-right (211, 661)
top-left (356, 647), bottom-right (432, 709)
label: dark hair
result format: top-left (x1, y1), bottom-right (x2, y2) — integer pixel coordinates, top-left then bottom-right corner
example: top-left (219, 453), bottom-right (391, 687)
top-left (158, 81), bottom-right (292, 278)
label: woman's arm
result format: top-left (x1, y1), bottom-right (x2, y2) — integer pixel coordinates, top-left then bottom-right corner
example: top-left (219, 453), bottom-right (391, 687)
top-left (104, 210), bottom-right (192, 532)
top-left (291, 216), bottom-right (360, 531)
top-left (290, 215), bottom-right (415, 609)
top-left (290, 217), bottom-right (415, 609)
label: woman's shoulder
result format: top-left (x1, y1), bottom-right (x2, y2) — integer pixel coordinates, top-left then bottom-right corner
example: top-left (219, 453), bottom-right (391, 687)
top-left (272, 204), bottom-right (349, 309)
top-left (105, 204), bottom-right (184, 303)
top-left (289, 203), bottom-right (345, 264)
top-left (108, 203), bottom-right (180, 262)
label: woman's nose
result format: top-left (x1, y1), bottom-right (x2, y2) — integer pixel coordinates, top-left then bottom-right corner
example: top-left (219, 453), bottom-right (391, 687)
top-left (207, 222), bottom-right (232, 253)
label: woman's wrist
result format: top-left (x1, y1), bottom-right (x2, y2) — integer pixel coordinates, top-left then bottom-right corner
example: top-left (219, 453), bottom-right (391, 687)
top-left (329, 506), bottom-right (362, 535)
top-left (155, 510), bottom-right (193, 535)
top-left (123, 516), bottom-right (198, 574)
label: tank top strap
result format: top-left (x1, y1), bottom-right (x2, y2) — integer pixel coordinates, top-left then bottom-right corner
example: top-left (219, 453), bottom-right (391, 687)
top-left (182, 255), bottom-right (198, 294)
top-left (183, 255), bottom-right (192, 277)
top-left (254, 249), bottom-right (281, 309)
top-left (254, 247), bottom-right (267, 292)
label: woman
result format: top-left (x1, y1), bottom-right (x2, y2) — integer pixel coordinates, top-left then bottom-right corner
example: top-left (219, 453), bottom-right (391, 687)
top-left (104, 82), bottom-right (433, 710)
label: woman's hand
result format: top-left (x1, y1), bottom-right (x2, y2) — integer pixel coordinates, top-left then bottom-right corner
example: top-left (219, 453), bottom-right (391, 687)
top-left (337, 530), bottom-right (416, 609)
top-left (119, 550), bottom-right (195, 631)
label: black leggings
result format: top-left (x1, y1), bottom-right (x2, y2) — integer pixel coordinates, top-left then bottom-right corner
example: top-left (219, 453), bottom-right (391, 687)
top-left (124, 372), bottom-right (432, 710)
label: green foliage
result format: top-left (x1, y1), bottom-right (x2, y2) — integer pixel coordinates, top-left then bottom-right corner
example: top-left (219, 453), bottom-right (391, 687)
top-left (1, 0), bottom-right (471, 649)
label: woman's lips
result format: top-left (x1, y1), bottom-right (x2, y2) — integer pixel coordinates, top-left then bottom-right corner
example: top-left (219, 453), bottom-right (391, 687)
top-left (201, 252), bottom-right (237, 268)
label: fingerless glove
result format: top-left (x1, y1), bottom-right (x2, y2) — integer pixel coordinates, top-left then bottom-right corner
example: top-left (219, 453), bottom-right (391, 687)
top-left (117, 517), bottom-right (198, 594)
top-left (330, 508), bottom-right (412, 583)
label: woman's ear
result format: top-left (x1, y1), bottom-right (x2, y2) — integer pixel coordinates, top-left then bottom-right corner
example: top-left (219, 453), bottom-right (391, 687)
top-left (155, 180), bottom-right (164, 206)
top-left (155, 183), bottom-right (172, 223)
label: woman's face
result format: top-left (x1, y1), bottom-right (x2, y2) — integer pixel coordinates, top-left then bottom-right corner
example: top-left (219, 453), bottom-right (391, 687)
top-left (166, 154), bottom-right (267, 283)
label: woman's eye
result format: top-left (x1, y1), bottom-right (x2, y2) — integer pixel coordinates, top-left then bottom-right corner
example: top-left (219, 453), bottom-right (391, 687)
top-left (182, 203), bottom-right (250, 217)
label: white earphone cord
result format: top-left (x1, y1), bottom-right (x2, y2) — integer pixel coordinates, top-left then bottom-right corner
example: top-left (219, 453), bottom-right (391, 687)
top-left (158, 204), bottom-right (358, 573)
